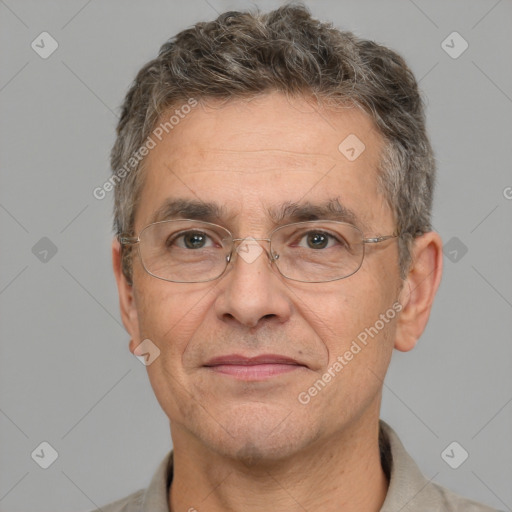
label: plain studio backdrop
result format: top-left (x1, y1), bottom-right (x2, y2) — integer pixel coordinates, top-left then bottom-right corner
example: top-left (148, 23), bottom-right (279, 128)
top-left (0, 0), bottom-right (511, 510)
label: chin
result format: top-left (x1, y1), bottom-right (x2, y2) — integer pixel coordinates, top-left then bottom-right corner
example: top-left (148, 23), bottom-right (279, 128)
top-left (193, 402), bottom-right (323, 466)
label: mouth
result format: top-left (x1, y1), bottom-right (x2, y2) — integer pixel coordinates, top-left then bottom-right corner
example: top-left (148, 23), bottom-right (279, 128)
top-left (203, 354), bottom-right (307, 381)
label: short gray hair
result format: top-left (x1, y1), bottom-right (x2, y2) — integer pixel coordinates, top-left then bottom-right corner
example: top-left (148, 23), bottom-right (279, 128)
top-left (111, 3), bottom-right (435, 281)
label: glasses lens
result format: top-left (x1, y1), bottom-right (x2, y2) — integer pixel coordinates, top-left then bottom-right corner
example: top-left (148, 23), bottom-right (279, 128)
top-left (138, 220), bottom-right (231, 282)
top-left (270, 221), bottom-right (364, 282)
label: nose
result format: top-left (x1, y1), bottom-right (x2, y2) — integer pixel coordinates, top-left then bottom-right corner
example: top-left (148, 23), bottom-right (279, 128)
top-left (214, 238), bottom-right (292, 329)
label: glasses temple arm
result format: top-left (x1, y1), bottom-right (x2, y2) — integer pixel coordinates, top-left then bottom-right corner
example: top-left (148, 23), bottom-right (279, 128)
top-left (118, 235), bottom-right (139, 246)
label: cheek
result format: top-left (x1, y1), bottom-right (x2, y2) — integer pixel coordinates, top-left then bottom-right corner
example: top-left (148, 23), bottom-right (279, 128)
top-left (134, 279), bottom-right (214, 358)
top-left (295, 287), bottom-right (398, 425)
top-left (134, 282), bottom-right (217, 418)
top-left (299, 278), bottom-right (386, 331)
top-left (296, 271), bottom-right (400, 371)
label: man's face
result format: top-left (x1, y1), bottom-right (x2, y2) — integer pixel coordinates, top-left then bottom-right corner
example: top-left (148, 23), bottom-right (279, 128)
top-left (122, 93), bottom-right (404, 462)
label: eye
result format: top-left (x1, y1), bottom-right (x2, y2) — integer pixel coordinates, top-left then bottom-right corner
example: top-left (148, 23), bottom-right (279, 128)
top-left (167, 231), bottom-right (217, 250)
top-left (297, 230), bottom-right (348, 250)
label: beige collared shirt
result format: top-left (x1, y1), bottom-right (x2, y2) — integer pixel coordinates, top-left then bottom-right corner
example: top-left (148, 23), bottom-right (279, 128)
top-left (94, 421), bottom-right (498, 511)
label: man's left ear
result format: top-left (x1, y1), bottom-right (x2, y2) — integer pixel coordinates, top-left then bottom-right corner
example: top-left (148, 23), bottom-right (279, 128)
top-left (394, 231), bottom-right (443, 352)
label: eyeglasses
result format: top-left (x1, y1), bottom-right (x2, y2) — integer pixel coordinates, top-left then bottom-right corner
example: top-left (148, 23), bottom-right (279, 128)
top-left (119, 219), bottom-right (399, 284)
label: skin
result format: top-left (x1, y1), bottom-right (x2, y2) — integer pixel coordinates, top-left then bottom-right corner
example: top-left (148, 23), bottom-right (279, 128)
top-left (112, 92), bottom-right (443, 512)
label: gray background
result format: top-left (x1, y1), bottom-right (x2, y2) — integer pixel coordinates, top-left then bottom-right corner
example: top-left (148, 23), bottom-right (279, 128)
top-left (1, 0), bottom-right (511, 510)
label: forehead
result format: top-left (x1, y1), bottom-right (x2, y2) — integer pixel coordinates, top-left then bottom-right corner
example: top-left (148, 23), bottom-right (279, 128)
top-left (135, 93), bottom-right (391, 232)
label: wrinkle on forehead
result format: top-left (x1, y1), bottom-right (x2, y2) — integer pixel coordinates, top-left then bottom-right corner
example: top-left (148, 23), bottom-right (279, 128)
top-left (137, 93), bottom-right (392, 236)
top-left (165, 148), bottom-right (339, 176)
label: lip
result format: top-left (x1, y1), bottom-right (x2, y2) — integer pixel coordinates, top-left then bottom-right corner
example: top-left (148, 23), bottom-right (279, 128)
top-left (204, 354), bottom-right (307, 380)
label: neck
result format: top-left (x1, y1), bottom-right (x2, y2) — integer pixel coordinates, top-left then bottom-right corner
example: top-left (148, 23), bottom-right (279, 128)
top-left (168, 415), bottom-right (388, 512)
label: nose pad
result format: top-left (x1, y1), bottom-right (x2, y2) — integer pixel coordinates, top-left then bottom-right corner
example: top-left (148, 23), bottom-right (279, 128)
top-left (221, 240), bottom-right (286, 287)
top-left (227, 237), bottom-right (278, 271)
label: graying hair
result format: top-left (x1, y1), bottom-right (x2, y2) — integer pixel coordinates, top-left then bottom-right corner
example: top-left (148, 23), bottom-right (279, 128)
top-left (111, 3), bottom-right (435, 281)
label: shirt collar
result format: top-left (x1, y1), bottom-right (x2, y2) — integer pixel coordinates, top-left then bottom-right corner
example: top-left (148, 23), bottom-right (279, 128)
top-left (379, 420), bottom-right (436, 511)
top-left (139, 420), bottom-right (443, 511)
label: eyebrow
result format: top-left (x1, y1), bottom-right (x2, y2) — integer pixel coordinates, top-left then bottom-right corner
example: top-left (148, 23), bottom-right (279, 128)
top-left (266, 199), bottom-right (364, 228)
top-left (149, 197), bottom-right (367, 230)
top-left (150, 198), bottom-right (229, 225)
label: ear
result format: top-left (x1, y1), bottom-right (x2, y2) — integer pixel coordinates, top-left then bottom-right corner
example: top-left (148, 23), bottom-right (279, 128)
top-left (112, 238), bottom-right (140, 355)
top-left (394, 231), bottom-right (443, 352)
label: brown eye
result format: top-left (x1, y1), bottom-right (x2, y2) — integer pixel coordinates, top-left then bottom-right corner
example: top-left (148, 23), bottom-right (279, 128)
top-left (306, 232), bottom-right (329, 249)
top-left (183, 232), bottom-right (208, 249)
top-left (166, 231), bottom-right (215, 250)
top-left (297, 231), bottom-right (347, 250)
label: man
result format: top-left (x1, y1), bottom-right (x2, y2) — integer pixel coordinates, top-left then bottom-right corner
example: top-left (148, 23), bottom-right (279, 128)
top-left (98, 4), bottom-right (497, 511)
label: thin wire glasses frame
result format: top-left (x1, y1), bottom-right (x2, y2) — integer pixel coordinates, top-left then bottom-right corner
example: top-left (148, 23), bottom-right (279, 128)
top-left (119, 218), bottom-right (399, 284)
